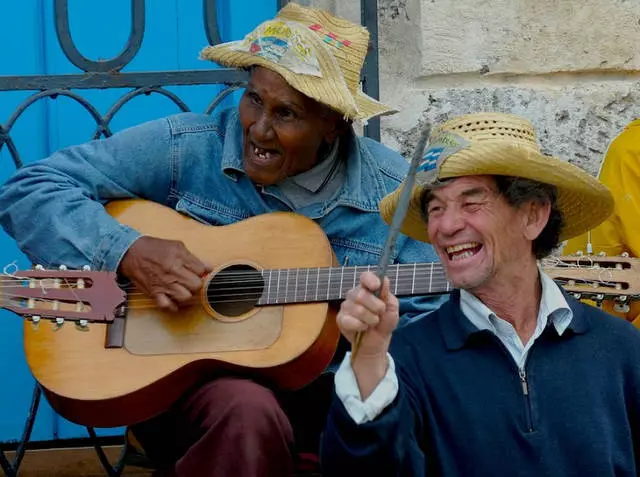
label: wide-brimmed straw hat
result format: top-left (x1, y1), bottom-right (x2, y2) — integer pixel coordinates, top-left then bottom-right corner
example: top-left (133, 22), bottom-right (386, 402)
top-left (199, 2), bottom-right (395, 121)
top-left (380, 112), bottom-right (614, 243)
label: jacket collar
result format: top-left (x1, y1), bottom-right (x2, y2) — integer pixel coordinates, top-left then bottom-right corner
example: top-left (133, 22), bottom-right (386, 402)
top-left (440, 288), bottom-right (591, 351)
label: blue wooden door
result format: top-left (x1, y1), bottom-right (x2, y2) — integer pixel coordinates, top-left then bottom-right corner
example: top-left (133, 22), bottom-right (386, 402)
top-left (0, 0), bottom-right (277, 444)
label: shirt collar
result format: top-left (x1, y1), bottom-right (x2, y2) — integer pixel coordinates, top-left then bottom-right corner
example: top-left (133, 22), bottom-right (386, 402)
top-left (459, 268), bottom-right (573, 336)
top-left (280, 138), bottom-right (341, 193)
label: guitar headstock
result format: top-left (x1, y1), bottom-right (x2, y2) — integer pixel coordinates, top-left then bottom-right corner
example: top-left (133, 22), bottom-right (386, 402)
top-left (542, 253), bottom-right (640, 309)
top-left (1, 264), bottom-right (126, 331)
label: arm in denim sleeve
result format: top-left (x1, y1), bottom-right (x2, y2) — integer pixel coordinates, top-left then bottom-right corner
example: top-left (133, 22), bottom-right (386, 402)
top-left (394, 235), bottom-right (449, 327)
top-left (0, 117), bottom-right (174, 271)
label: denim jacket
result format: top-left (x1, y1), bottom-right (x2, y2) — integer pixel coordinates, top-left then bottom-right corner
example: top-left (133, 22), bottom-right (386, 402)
top-left (0, 107), bottom-right (447, 325)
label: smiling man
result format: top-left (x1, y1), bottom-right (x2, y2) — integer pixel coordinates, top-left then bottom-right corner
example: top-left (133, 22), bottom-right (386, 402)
top-left (321, 112), bottom-right (640, 477)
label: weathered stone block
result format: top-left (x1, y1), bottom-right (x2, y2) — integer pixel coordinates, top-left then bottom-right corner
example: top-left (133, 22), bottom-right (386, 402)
top-left (299, 0), bottom-right (640, 176)
top-left (416, 0), bottom-right (640, 76)
top-left (380, 81), bottom-right (640, 175)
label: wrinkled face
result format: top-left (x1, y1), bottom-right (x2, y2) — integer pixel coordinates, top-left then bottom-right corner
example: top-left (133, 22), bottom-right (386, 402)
top-left (424, 176), bottom-right (548, 292)
top-left (238, 66), bottom-right (343, 186)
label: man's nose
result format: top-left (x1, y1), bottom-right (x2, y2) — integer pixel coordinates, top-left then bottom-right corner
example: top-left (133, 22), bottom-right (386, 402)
top-left (251, 112), bottom-right (275, 142)
top-left (438, 207), bottom-right (465, 236)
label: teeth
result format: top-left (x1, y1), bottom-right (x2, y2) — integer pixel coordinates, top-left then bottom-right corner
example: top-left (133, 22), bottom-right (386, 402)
top-left (446, 242), bottom-right (479, 254)
top-left (451, 250), bottom-right (475, 261)
top-left (254, 147), bottom-right (272, 160)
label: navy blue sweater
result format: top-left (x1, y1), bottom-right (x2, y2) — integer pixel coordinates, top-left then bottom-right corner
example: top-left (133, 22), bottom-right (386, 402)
top-left (321, 291), bottom-right (640, 476)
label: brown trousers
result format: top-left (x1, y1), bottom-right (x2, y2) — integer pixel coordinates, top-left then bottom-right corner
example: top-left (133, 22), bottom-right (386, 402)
top-left (131, 373), bottom-right (333, 477)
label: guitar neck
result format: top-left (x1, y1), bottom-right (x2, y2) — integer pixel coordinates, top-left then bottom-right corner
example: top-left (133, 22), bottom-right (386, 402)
top-left (257, 262), bottom-right (450, 305)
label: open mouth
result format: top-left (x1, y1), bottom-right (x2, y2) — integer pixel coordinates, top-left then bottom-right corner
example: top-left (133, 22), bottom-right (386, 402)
top-left (445, 242), bottom-right (483, 262)
top-left (249, 142), bottom-right (281, 166)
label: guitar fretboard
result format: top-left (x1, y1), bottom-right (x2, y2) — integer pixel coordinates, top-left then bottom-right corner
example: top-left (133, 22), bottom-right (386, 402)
top-left (256, 262), bottom-right (450, 305)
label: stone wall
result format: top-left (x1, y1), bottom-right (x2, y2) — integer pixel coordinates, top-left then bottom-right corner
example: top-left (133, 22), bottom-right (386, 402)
top-left (300, 0), bottom-right (640, 175)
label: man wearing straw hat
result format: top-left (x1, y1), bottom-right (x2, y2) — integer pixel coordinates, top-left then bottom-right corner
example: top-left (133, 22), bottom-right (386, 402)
top-left (322, 112), bottom-right (640, 476)
top-left (0, 3), bottom-right (446, 476)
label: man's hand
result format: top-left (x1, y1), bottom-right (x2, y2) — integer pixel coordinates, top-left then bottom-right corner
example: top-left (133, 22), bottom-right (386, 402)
top-left (339, 271), bottom-right (400, 355)
top-left (338, 271), bottom-right (400, 399)
top-left (119, 236), bottom-right (212, 312)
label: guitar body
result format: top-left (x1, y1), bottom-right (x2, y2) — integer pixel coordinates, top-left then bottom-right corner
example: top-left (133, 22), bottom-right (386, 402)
top-left (23, 200), bottom-right (340, 427)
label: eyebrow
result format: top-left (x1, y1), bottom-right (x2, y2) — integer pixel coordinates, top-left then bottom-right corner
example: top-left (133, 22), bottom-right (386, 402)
top-left (459, 187), bottom-right (491, 198)
top-left (246, 82), bottom-right (305, 113)
top-left (279, 100), bottom-right (304, 112)
top-left (427, 186), bottom-right (492, 207)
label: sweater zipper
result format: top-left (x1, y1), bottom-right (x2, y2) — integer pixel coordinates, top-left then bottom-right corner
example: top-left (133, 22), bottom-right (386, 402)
top-left (518, 367), bottom-right (534, 432)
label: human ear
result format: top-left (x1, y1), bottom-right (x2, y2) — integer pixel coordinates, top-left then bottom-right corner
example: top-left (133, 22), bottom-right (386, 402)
top-left (522, 200), bottom-right (551, 241)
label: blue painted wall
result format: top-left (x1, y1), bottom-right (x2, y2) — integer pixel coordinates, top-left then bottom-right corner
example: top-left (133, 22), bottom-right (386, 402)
top-left (0, 0), bottom-right (277, 443)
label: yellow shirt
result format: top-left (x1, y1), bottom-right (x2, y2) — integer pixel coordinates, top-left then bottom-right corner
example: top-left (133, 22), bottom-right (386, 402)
top-left (564, 119), bottom-right (640, 327)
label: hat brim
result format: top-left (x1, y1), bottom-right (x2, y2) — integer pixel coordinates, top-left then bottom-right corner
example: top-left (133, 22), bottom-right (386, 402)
top-left (379, 143), bottom-right (614, 244)
top-left (200, 44), bottom-right (397, 121)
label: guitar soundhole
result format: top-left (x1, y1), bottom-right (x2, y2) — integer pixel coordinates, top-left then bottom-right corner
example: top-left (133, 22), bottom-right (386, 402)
top-left (206, 264), bottom-right (264, 317)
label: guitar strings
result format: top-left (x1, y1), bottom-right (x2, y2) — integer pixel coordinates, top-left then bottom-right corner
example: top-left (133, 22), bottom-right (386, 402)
top-left (0, 270), bottom-right (626, 300)
top-left (540, 256), bottom-right (622, 284)
top-left (0, 266), bottom-right (451, 291)
top-left (0, 273), bottom-right (452, 300)
top-left (1, 258), bottom-right (633, 317)
top-left (0, 262), bottom-right (448, 284)
top-left (0, 270), bottom-right (451, 293)
top-left (0, 255), bottom-right (630, 288)
top-left (0, 270), bottom-right (450, 287)
top-left (0, 264), bottom-right (627, 300)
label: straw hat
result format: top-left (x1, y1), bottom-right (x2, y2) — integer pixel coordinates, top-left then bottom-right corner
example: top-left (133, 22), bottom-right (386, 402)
top-left (380, 112), bottom-right (614, 243)
top-left (199, 2), bottom-right (395, 121)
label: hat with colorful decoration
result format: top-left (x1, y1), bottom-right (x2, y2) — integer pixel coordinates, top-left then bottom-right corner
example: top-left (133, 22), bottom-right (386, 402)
top-left (199, 2), bottom-right (395, 121)
top-left (379, 112), bottom-right (614, 243)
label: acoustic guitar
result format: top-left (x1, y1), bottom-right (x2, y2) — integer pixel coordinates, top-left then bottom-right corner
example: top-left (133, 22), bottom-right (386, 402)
top-left (2, 199), bottom-right (638, 427)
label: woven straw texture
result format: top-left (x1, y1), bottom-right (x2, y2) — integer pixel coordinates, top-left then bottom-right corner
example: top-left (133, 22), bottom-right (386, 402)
top-left (200, 3), bottom-right (395, 121)
top-left (380, 112), bottom-right (614, 243)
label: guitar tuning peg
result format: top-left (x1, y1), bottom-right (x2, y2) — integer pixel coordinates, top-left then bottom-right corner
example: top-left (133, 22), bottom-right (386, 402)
top-left (614, 303), bottom-right (630, 313)
top-left (572, 293), bottom-right (582, 300)
top-left (574, 250), bottom-right (583, 256)
top-left (616, 295), bottom-right (628, 303)
top-left (82, 265), bottom-right (91, 271)
top-left (59, 265), bottom-right (68, 270)
top-left (35, 264), bottom-right (44, 270)
top-left (621, 252), bottom-right (630, 258)
top-left (75, 319), bottom-right (89, 332)
top-left (595, 294), bottom-right (605, 301)
top-left (52, 317), bottom-right (65, 331)
top-left (597, 252), bottom-right (607, 257)
top-left (30, 315), bottom-right (41, 331)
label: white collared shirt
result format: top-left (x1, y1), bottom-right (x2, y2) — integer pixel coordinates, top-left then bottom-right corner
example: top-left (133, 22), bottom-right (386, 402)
top-left (459, 270), bottom-right (573, 370)
top-left (335, 270), bottom-right (574, 424)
